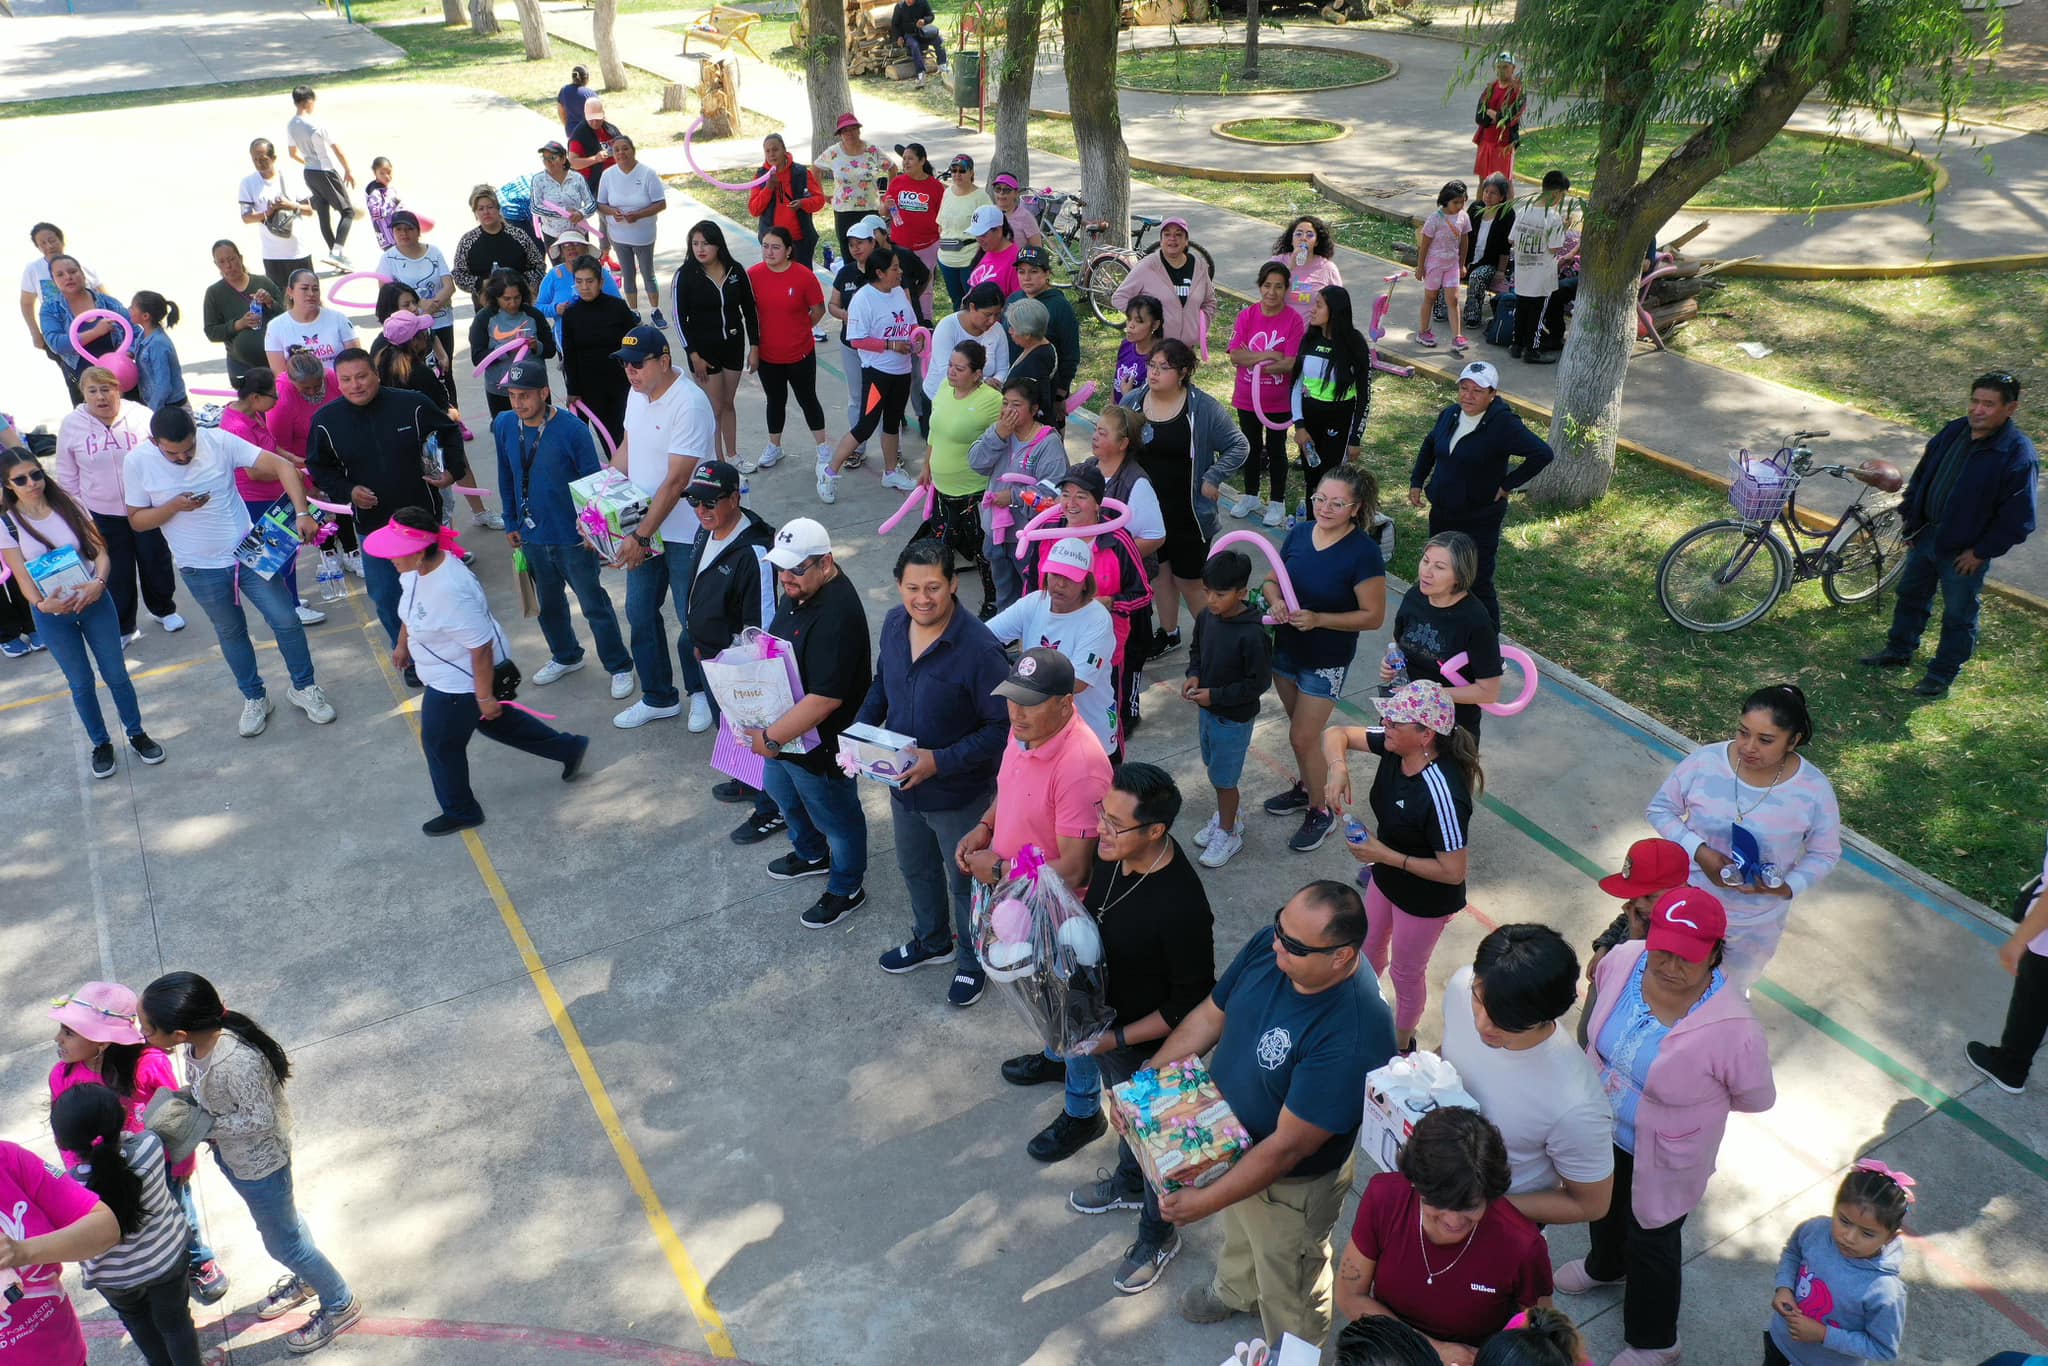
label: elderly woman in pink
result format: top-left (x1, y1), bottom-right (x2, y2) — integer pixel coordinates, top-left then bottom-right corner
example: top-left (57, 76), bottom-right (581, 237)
top-left (1557, 887), bottom-right (1774, 1366)
top-left (1646, 683), bottom-right (1841, 988)
top-left (219, 365), bottom-right (327, 624)
top-left (53, 365), bottom-right (184, 642)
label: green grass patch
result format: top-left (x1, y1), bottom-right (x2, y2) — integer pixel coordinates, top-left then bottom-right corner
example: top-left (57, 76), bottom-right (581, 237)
top-left (1218, 117), bottom-right (1348, 143)
top-left (1517, 123), bottom-right (1936, 210)
top-left (1117, 43), bottom-right (1391, 92)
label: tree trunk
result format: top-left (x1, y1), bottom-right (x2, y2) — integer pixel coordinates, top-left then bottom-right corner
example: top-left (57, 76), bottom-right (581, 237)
top-left (801, 0), bottom-right (855, 158)
top-left (1243, 0), bottom-right (1260, 80)
top-left (441, 0), bottom-right (463, 24)
top-left (593, 0), bottom-right (628, 89)
top-left (511, 0), bottom-right (550, 58)
top-left (1524, 237), bottom-right (1647, 509)
top-left (468, 0), bottom-right (498, 36)
top-left (993, 0), bottom-right (1043, 183)
top-left (1063, 0), bottom-right (1129, 246)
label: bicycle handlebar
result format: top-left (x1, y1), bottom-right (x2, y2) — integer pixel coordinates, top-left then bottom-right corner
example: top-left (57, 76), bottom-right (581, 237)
top-left (1789, 429), bottom-right (1831, 442)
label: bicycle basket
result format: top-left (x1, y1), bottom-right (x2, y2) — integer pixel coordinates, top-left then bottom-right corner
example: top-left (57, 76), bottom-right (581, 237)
top-left (1728, 448), bottom-right (1794, 522)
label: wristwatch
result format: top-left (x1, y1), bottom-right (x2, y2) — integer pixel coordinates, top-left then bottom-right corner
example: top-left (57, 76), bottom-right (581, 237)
top-left (762, 735), bottom-right (783, 755)
top-left (630, 531), bottom-right (653, 548)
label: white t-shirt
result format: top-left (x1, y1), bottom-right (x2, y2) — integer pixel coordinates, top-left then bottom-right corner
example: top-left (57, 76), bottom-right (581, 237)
top-left (122, 429), bottom-right (265, 570)
top-left (846, 284), bottom-right (916, 376)
top-left (921, 311), bottom-right (1011, 401)
top-left (286, 112), bottom-right (340, 173)
top-left (265, 308), bottom-right (357, 363)
top-left (1511, 199), bottom-right (1569, 298)
top-left (985, 593), bottom-right (1118, 752)
top-left (19, 256), bottom-right (100, 308)
top-left (377, 245), bottom-right (450, 306)
top-left (238, 170), bottom-right (309, 260)
top-left (597, 164), bottom-right (667, 248)
top-left (623, 377), bottom-right (716, 541)
top-left (400, 557), bottom-right (503, 695)
top-left (1114, 477), bottom-right (1167, 543)
top-left (1448, 411), bottom-right (1482, 452)
top-left (1438, 967), bottom-right (1614, 1196)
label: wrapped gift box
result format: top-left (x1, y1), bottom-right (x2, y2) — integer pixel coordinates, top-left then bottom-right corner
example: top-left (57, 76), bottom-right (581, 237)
top-left (1360, 1050), bottom-right (1478, 1172)
top-left (1111, 1057), bottom-right (1253, 1194)
top-left (837, 722), bottom-right (919, 786)
top-left (569, 467), bottom-right (660, 560)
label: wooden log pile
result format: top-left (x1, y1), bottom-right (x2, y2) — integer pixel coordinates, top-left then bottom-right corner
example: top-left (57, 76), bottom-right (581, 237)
top-left (1640, 223), bottom-right (1739, 341)
top-left (837, 0), bottom-right (916, 78)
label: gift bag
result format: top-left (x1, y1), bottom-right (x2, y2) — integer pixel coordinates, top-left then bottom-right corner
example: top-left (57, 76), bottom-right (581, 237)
top-left (971, 845), bottom-right (1114, 1056)
top-left (699, 627), bottom-right (819, 753)
top-left (712, 713), bottom-right (765, 789)
top-left (512, 548), bottom-right (540, 618)
top-left (1360, 1050), bottom-right (1479, 1171)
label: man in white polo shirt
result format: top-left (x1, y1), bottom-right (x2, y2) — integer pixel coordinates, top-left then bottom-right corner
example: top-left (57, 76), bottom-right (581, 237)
top-left (986, 536), bottom-right (1119, 756)
top-left (1439, 922), bottom-right (1613, 1227)
top-left (124, 406), bottom-right (336, 738)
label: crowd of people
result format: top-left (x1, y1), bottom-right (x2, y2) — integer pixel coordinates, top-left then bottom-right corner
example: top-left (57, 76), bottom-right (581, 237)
top-left (2, 77), bottom-right (2041, 1366)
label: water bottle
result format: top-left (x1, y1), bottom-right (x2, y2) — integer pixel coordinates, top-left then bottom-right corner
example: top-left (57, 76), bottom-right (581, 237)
top-left (1343, 816), bottom-right (1371, 847)
top-left (739, 478), bottom-right (751, 508)
top-left (1718, 864), bottom-right (1743, 887)
top-left (821, 245), bottom-right (837, 272)
top-left (317, 549), bottom-right (345, 602)
top-left (1758, 864), bottom-right (1785, 889)
top-left (1284, 510), bottom-right (1297, 531)
top-left (1383, 639), bottom-right (1409, 687)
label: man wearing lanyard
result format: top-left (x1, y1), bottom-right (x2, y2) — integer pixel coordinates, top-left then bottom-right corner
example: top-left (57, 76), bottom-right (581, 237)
top-left (493, 360), bottom-right (633, 697)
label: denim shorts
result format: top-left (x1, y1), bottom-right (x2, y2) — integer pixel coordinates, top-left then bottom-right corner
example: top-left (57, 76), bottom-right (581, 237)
top-left (1198, 708), bottom-right (1254, 789)
top-left (1271, 645), bottom-right (1348, 700)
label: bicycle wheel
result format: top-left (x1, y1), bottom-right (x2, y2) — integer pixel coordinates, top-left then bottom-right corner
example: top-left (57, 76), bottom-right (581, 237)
top-left (1083, 254), bottom-right (1132, 327)
top-left (1656, 520), bottom-right (1793, 632)
top-left (1046, 233), bottom-right (1079, 290)
top-left (1822, 504), bottom-right (1909, 606)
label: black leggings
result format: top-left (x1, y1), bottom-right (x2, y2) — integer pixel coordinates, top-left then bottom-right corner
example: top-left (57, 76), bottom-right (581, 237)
top-left (100, 1265), bottom-right (203, 1366)
top-left (1236, 407), bottom-right (1292, 505)
top-left (1298, 394), bottom-right (1367, 472)
top-left (918, 489), bottom-right (996, 612)
top-left (849, 367), bottom-right (913, 441)
top-left (92, 510), bottom-right (179, 634)
top-left (304, 168), bottom-right (355, 251)
top-left (760, 354), bottom-right (827, 436)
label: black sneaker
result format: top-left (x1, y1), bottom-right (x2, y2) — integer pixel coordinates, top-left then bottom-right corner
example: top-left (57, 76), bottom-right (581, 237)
top-left (1145, 629), bottom-right (1182, 662)
top-left (1912, 674), bottom-right (1951, 698)
top-left (128, 732), bottom-right (166, 764)
top-left (1858, 650), bottom-right (1912, 668)
top-left (422, 812), bottom-right (484, 837)
top-left (1070, 1170), bottom-right (1146, 1215)
top-left (879, 940), bottom-right (951, 973)
top-left (1113, 1228), bottom-right (1182, 1294)
top-left (1967, 1040), bottom-right (2026, 1094)
top-left (1027, 1109), bottom-right (1108, 1162)
top-left (1289, 806), bottom-right (1336, 852)
top-left (800, 886), bottom-right (866, 928)
top-left (560, 735), bottom-right (590, 782)
top-left (732, 808), bottom-right (788, 844)
top-left (712, 778), bottom-right (757, 804)
top-left (1001, 1051), bottom-right (1066, 1086)
top-left (1263, 781), bottom-right (1310, 816)
top-left (948, 970), bottom-right (985, 1007)
top-left (767, 850), bottom-right (830, 880)
top-left (90, 742), bottom-right (116, 779)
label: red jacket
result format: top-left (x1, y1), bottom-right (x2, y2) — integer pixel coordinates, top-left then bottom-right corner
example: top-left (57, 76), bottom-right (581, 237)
top-left (748, 163), bottom-right (825, 240)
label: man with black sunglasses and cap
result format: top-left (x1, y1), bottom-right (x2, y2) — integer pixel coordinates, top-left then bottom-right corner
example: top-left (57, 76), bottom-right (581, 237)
top-left (1138, 878), bottom-right (1395, 1347)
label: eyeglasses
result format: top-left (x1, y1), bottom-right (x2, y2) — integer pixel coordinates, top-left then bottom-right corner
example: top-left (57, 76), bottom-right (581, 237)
top-left (1271, 909), bottom-right (1353, 958)
top-left (1093, 802), bottom-right (1147, 837)
top-left (1310, 495), bottom-right (1354, 509)
top-left (8, 469), bottom-right (45, 487)
top-left (779, 554), bottom-right (824, 575)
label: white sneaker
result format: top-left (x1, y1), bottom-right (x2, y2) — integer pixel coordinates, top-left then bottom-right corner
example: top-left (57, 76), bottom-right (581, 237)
top-left (816, 469), bottom-right (838, 504)
top-left (1193, 811), bottom-right (1221, 849)
top-left (1230, 493), bottom-right (1261, 519)
top-left (610, 671), bottom-right (635, 700)
top-left (1262, 500), bottom-right (1286, 529)
top-left (614, 699), bottom-right (682, 729)
top-left (1199, 825), bottom-right (1244, 868)
top-left (150, 611), bottom-right (188, 633)
top-left (472, 511), bottom-right (505, 530)
top-left (815, 442), bottom-right (834, 465)
top-left (881, 468), bottom-right (918, 493)
top-left (121, 629), bottom-right (143, 649)
top-left (238, 694), bottom-right (274, 737)
top-left (295, 604), bottom-right (328, 625)
top-left (533, 658), bottom-right (586, 685)
top-left (342, 551), bottom-right (364, 578)
top-left (287, 684), bottom-right (336, 724)
top-left (687, 693), bottom-right (714, 733)
top-left (758, 443), bottom-right (785, 469)
top-left (738, 450), bottom-right (763, 475)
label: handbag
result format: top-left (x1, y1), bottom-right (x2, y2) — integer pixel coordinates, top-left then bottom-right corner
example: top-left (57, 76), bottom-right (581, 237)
top-left (142, 1088), bottom-right (213, 1166)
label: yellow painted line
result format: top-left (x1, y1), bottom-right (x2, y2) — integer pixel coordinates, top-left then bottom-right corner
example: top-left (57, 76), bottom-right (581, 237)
top-left (345, 592), bottom-right (738, 1358)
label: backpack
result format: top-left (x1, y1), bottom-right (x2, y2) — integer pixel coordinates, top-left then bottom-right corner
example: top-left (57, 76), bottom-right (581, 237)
top-left (1485, 293), bottom-right (1517, 346)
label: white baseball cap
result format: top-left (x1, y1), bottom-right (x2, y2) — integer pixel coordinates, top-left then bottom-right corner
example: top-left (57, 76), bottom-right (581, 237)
top-left (1043, 537), bottom-right (1094, 583)
top-left (1459, 361), bottom-right (1501, 390)
top-left (767, 517), bottom-right (833, 568)
top-left (967, 204), bottom-right (1007, 236)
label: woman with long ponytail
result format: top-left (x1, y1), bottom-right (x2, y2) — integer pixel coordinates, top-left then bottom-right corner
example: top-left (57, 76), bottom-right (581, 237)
top-left (49, 1084), bottom-right (202, 1366)
top-left (140, 972), bottom-right (362, 1353)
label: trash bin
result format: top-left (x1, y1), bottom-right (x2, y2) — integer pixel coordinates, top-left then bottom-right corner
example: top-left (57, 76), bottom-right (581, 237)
top-left (954, 49), bottom-right (983, 109)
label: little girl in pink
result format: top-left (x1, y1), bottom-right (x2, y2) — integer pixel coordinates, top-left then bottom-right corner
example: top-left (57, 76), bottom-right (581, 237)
top-left (1416, 181), bottom-right (1471, 351)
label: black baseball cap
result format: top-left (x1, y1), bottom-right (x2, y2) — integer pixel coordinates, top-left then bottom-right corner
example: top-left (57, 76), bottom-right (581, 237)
top-left (1057, 465), bottom-right (1106, 500)
top-left (496, 358), bottom-right (550, 393)
top-left (1015, 246), bottom-right (1051, 272)
top-left (611, 325), bottom-right (670, 363)
top-left (685, 460), bottom-right (741, 502)
top-left (993, 646), bottom-right (1076, 704)
top-left (537, 140), bottom-right (568, 156)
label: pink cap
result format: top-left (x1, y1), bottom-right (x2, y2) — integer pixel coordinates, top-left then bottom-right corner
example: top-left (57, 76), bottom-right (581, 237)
top-left (382, 310), bottom-right (431, 345)
top-left (835, 112), bottom-right (861, 133)
top-left (1161, 216), bottom-right (1191, 234)
top-left (363, 521), bottom-right (462, 558)
top-left (50, 982), bottom-right (145, 1045)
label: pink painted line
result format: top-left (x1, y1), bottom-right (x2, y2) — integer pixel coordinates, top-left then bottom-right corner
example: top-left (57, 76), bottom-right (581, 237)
top-left (85, 1312), bottom-right (760, 1363)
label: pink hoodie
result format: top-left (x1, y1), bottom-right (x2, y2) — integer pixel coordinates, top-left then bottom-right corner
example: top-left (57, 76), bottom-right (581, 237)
top-left (1583, 941), bottom-right (1776, 1228)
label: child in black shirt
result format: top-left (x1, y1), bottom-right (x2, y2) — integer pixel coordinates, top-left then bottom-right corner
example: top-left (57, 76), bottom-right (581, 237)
top-left (1184, 549), bottom-right (1273, 868)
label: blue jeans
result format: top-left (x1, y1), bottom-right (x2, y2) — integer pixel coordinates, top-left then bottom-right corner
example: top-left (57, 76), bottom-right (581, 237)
top-left (760, 758), bottom-right (868, 896)
top-left (178, 565), bottom-right (317, 699)
top-left (420, 686), bottom-right (585, 822)
top-left (1884, 533), bottom-right (1986, 683)
top-left (890, 794), bottom-right (990, 971)
top-left (214, 1156), bottom-right (351, 1312)
top-left (985, 526), bottom-right (1024, 612)
top-left (1059, 1047), bottom-right (1105, 1119)
top-left (903, 25), bottom-right (945, 74)
top-left (624, 543), bottom-right (704, 709)
top-left (939, 262), bottom-right (971, 312)
top-left (242, 497), bottom-right (300, 601)
top-left (33, 592), bottom-right (142, 746)
top-left (1198, 708), bottom-right (1253, 790)
top-left (361, 546), bottom-right (402, 646)
top-left (169, 1175), bottom-right (215, 1268)
top-left (525, 541), bottom-right (632, 674)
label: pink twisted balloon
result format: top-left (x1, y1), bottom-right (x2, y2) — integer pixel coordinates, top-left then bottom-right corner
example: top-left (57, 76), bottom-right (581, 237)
top-left (472, 335), bottom-right (532, 377)
top-left (684, 117), bottom-right (772, 192)
top-left (326, 271), bottom-right (393, 312)
top-left (1438, 646), bottom-right (1541, 717)
top-left (878, 482), bottom-right (936, 535)
top-left (568, 399), bottom-right (619, 463)
top-left (67, 310), bottom-right (138, 391)
top-left (1247, 364), bottom-right (1293, 432)
top-left (1012, 497), bottom-right (1133, 560)
top-left (1209, 529), bottom-right (1299, 626)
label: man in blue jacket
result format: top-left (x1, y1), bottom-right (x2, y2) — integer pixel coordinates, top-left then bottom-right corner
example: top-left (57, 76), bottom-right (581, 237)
top-left (1408, 361), bottom-right (1554, 627)
top-left (494, 360), bottom-right (633, 698)
top-left (1862, 372), bottom-right (2037, 698)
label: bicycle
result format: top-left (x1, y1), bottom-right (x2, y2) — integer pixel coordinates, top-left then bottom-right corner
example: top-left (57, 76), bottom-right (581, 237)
top-left (1028, 189), bottom-right (1216, 326)
top-left (1655, 430), bottom-right (1910, 633)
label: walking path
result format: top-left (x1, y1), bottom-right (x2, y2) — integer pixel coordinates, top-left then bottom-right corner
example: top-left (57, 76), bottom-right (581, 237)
top-left (553, 5), bottom-right (2048, 605)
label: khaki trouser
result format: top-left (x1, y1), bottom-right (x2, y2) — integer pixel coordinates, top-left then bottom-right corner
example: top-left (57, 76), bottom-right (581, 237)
top-left (1211, 1154), bottom-right (1355, 1347)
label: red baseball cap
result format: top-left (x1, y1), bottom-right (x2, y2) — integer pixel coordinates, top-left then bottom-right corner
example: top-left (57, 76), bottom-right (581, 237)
top-left (1598, 837), bottom-right (1690, 899)
top-left (1644, 887), bottom-right (1727, 963)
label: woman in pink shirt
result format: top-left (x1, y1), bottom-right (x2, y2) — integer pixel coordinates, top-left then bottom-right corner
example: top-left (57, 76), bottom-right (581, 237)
top-left (1269, 215), bottom-right (1343, 325)
top-left (266, 351), bottom-right (360, 575)
top-left (0, 1139), bottom-right (119, 1365)
top-left (220, 366), bottom-right (324, 623)
top-left (53, 366), bottom-right (183, 640)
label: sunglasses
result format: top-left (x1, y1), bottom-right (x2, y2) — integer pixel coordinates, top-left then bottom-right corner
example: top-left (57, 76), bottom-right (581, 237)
top-left (1271, 908), bottom-right (1353, 958)
top-left (685, 492), bottom-right (733, 508)
top-left (8, 469), bottom-right (45, 487)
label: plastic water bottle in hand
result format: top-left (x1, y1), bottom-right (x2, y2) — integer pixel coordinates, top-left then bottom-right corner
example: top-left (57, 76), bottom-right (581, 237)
top-left (317, 549), bottom-right (346, 601)
top-left (1381, 639), bottom-right (1408, 697)
top-left (1343, 816), bottom-right (1371, 847)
